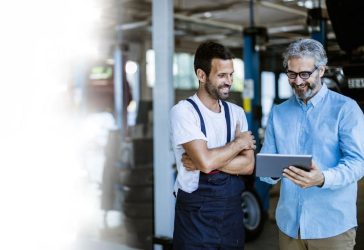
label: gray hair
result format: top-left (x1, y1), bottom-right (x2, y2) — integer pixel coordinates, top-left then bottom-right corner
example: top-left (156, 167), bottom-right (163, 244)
top-left (283, 38), bottom-right (327, 68)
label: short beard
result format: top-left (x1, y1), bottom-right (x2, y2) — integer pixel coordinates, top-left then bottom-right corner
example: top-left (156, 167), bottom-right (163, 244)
top-left (294, 83), bottom-right (314, 100)
top-left (293, 76), bottom-right (320, 101)
top-left (204, 78), bottom-right (230, 100)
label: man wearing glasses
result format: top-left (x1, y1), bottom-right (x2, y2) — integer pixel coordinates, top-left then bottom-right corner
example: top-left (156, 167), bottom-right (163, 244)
top-left (260, 38), bottom-right (364, 250)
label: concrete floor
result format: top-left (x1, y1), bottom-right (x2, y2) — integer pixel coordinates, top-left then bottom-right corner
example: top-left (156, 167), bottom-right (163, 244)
top-left (246, 178), bottom-right (364, 250)
top-left (76, 132), bottom-right (364, 250)
top-left (73, 178), bottom-right (363, 250)
top-left (73, 113), bottom-right (364, 249)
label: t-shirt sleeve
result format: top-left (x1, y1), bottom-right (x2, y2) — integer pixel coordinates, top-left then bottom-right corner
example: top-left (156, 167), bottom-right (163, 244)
top-left (240, 109), bottom-right (249, 132)
top-left (170, 102), bottom-right (207, 147)
top-left (229, 103), bottom-right (249, 136)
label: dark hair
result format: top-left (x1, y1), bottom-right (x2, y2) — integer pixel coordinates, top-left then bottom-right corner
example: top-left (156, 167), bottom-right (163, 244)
top-left (194, 41), bottom-right (234, 77)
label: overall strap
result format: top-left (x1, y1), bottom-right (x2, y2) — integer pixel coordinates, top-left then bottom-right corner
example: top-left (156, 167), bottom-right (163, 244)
top-left (221, 100), bottom-right (231, 143)
top-left (186, 98), bottom-right (231, 175)
top-left (186, 98), bottom-right (231, 143)
top-left (186, 98), bottom-right (206, 136)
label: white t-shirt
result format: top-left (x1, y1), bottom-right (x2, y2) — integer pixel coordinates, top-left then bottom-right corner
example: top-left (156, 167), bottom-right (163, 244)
top-left (170, 94), bottom-right (249, 194)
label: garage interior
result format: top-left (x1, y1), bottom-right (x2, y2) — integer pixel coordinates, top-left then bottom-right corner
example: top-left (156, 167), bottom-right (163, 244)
top-left (1, 0), bottom-right (363, 250)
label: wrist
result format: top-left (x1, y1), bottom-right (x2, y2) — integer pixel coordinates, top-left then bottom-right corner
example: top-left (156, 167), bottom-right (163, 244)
top-left (317, 173), bottom-right (325, 188)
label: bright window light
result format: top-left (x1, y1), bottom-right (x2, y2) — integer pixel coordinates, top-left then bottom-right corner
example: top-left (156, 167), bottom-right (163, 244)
top-left (0, 1), bottom-right (104, 250)
top-left (126, 61), bottom-right (138, 75)
top-left (146, 50), bottom-right (156, 87)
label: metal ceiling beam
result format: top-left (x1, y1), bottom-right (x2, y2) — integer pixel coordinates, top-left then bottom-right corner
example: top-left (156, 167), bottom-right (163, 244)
top-left (174, 13), bottom-right (243, 32)
top-left (175, 0), bottom-right (307, 18)
top-left (115, 20), bottom-right (150, 31)
top-left (109, 1), bottom-right (310, 49)
top-left (258, 1), bottom-right (307, 16)
top-left (174, 13), bottom-right (306, 35)
top-left (175, 0), bottom-right (243, 15)
top-left (268, 24), bottom-right (306, 34)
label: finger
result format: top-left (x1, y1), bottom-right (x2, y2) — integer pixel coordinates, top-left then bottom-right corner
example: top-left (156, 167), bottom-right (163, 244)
top-left (310, 160), bottom-right (319, 170)
top-left (288, 166), bottom-right (308, 176)
top-left (284, 167), bottom-right (296, 175)
top-left (282, 172), bottom-right (296, 182)
top-left (283, 172), bottom-right (304, 186)
top-left (182, 153), bottom-right (191, 160)
top-left (285, 168), bottom-right (311, 184)
top-left (283, 168), bottom-right (301, 180)
top-left (185, 164), bottom-right (195, 171)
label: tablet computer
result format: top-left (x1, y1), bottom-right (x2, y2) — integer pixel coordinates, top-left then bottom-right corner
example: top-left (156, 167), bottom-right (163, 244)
top-left (255, 153), bottom-right (312, 177)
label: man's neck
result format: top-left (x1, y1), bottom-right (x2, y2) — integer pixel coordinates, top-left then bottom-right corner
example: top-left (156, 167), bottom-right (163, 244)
top-left (196, 88), bottom-right (220, 113)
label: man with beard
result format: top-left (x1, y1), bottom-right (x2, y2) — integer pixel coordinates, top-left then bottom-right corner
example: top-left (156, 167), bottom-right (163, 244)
top-left (260, 38), bottom-right (364, 250)
top-left (170, 41), bottom-right (256, 249)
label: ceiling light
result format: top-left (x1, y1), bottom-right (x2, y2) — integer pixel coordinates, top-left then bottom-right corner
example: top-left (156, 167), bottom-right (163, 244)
top-left (297, 0), bottom-right (314, 9)
top-left (304, 0), bottom-right (314, 9)
top-left (203, 12), bottom-right (212, 18)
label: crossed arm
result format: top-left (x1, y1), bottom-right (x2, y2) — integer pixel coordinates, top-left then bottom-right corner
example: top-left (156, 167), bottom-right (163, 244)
top-left (181, 125), bottom-right (256, 175)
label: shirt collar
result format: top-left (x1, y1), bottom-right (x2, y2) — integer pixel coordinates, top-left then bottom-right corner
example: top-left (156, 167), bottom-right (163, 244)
top-left (296, 83), bottom-right (328, 107)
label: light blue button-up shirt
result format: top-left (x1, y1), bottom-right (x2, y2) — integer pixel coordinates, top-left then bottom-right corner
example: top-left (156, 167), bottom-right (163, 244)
top-left (261, 84), bottom-right (364, 239)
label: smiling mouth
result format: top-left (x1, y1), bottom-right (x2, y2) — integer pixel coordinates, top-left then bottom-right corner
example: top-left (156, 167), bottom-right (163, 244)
top-left (295, 83), bottom-right (308, 90)
top-left (219, 85), bottom-right (231, 91)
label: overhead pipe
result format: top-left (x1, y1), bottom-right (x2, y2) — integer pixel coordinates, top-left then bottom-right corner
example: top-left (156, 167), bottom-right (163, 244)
top-left (115, 20), bottom-right (150, 31)
top-left (174, 13), bottom-right (305, 36)
top-left (258, 1), bottom-right (307, 16)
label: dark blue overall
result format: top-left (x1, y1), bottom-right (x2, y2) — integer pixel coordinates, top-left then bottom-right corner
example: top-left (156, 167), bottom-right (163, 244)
top-left (173, 99), bottom-right (246, 250)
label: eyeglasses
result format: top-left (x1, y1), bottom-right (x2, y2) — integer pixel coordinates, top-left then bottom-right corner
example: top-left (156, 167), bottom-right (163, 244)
top-left (286, 66), bottom-right (318, 80)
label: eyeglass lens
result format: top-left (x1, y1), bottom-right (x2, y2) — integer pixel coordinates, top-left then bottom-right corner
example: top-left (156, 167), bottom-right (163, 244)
top-left (286, 67), bottom-right (317, 80)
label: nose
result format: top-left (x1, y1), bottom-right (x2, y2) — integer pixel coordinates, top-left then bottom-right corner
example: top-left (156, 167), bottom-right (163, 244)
top-left (226, 75), bottom-right (233, 86)
top-left (292, 75), bottom-right (305, 85)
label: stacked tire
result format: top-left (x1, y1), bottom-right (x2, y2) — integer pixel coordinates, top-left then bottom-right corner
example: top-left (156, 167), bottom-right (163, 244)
top-left (101, 129), bottom-right (122, 212)
top-left (119, 139), bottom-right (154, 250)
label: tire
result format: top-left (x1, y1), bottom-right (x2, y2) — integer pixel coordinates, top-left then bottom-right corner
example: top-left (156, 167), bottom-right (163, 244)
top-left (122, 202), bottom-right (153, 219)
top-left (241, 188), bottom-right (265, 242)
top-left (119, 167), bottom-right (154, 187)
top-left (123, 229), bottom-right (153, 250)
top-left (121, 185), bottom-right (154, 203)
top-left (124, 217), bottom-right (154, 234)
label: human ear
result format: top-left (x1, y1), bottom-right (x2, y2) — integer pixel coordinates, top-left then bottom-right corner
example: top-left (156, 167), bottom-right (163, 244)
top-left (196, 69), bottom-right (207, 83)
top-left (319, 66), bottom-right (326, 78)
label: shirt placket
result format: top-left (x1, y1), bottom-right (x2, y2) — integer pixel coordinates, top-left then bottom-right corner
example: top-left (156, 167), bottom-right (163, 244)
top-left (298, 105), bottom-right (310, 153)
top-left (297, 103), bottom-right (313, 238)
